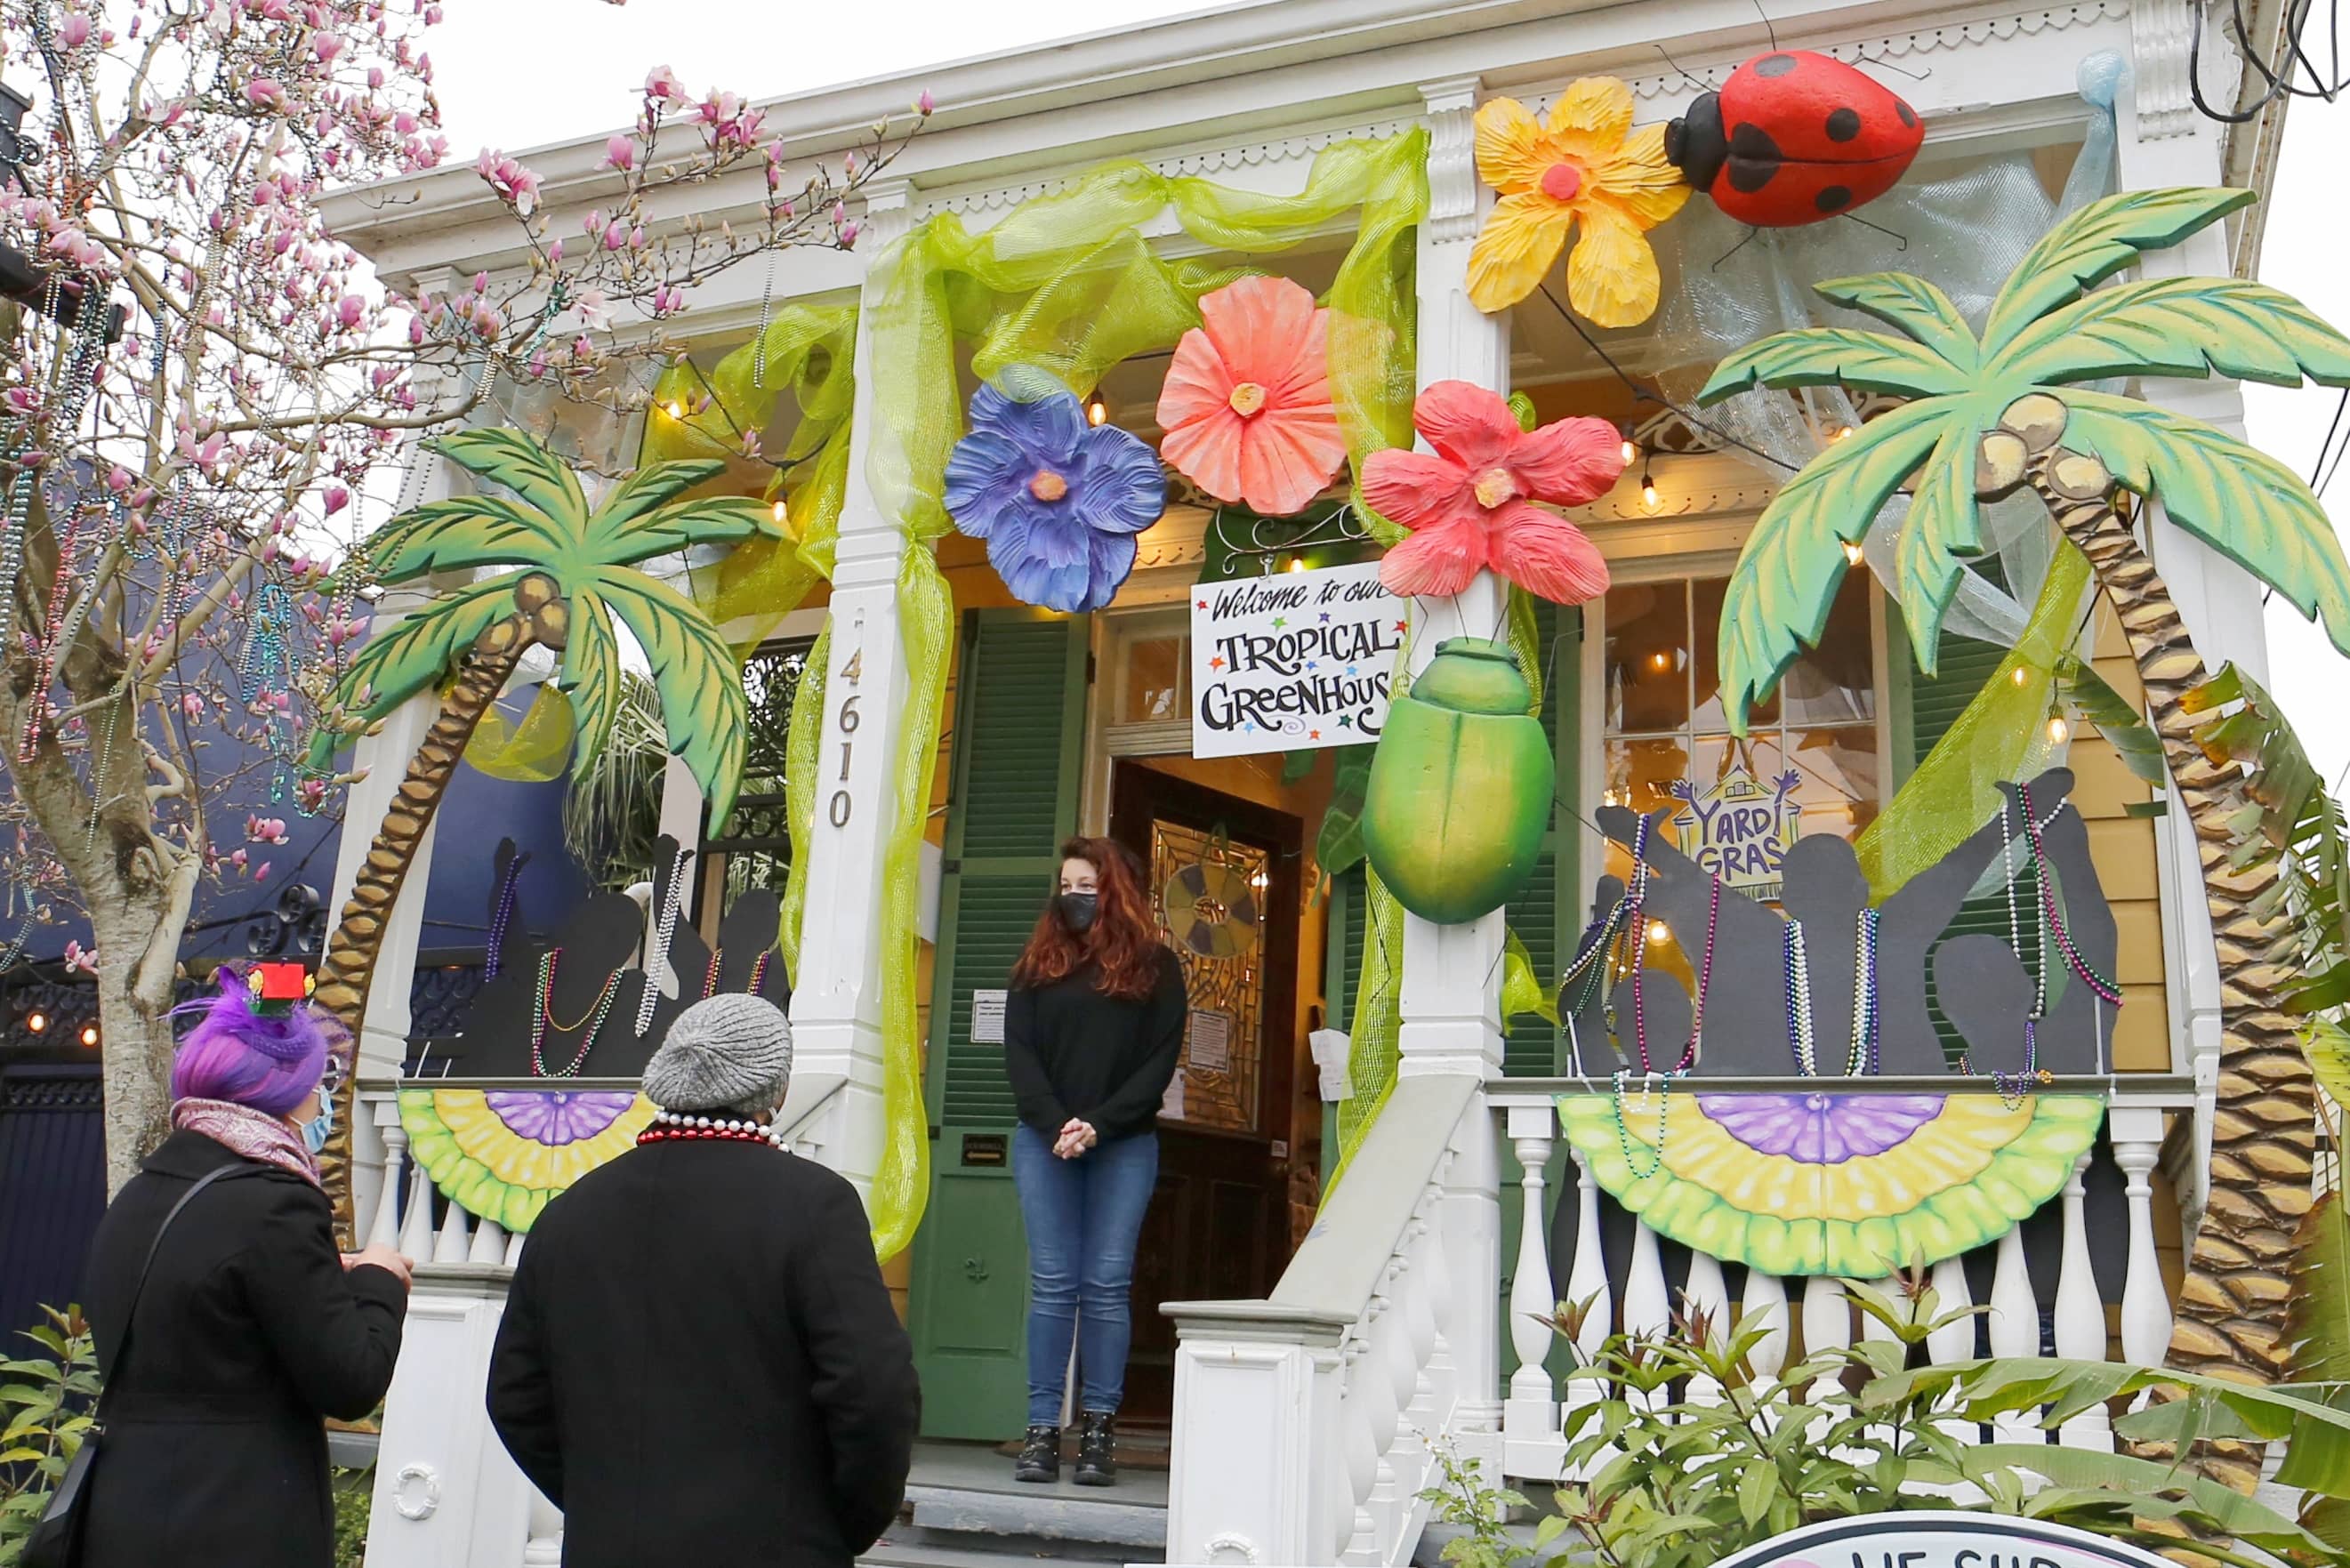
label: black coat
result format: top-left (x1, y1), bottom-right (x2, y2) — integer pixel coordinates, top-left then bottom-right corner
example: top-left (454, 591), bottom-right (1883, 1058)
top-left (487, 1139), bottom-right (920, 1568)
top-left (77, 1130), bottom-right (407, 1568)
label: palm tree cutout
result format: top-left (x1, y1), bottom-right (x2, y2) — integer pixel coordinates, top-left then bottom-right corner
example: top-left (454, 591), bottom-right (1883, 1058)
top-left (1701, 185), bottom-right (2350, 1471)
top-left (307, 428), bottom-right (779, 1225)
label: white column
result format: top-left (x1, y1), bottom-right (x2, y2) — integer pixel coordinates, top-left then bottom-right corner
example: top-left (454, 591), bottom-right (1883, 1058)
top-left (784, 179), bottom-right (915, 1202)
top-left (2112, 1106), bottom-right (2177, 1398)
top-left (1396, 76), bottom-right (1510, 1082)
top-left (1504, 1111), bottom-right (1558, 1449)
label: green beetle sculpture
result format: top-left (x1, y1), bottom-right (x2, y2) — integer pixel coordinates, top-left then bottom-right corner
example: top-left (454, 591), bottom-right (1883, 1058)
top-left (1359, 637), bottom-right (1553, 924)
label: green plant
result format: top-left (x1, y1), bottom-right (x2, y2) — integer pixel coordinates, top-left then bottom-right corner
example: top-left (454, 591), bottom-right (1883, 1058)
top-left (559, 670), bottom-right (671, 891)
top-left (332, 1467), bottom-right (373, 1568)
top-left (1424, 1286), bottom-right (2346, 1568)
top-left (0, 1307), bottom-right (100, 1564)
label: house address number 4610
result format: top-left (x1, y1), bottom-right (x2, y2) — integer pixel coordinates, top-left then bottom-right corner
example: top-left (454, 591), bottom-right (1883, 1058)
top-left (829, 647), bottom-right (863, 828)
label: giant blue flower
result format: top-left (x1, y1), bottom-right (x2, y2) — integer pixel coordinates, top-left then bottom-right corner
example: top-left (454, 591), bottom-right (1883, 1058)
top-left (944, 382), bottom-right (1166, 613)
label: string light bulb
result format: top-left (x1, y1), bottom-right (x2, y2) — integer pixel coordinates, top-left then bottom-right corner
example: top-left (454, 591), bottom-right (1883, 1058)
top-left (2011, 664), bottom-right (2031, 688)
top-left (79, 1024), bottom-right (98, 1049)
top-left (1640, 466), bottom-right (1658, 510)
top-left (1648, 920), bottom-right (1671, 944)
top-left (1621, 432), bottom-right (1638, 466)
top-left (663, 400), bottom-right (683, 421)
top-left (1833, 424), bottom-right (1855, 441)
top-left (2046, 701), bottom-right (2072, 745)
top-left (1286, 555), bottom-right (1306, 573)
top-left (1086, 396), bottom-right (1109, 427)
top-left (770, 499), bottom-right (788, 524)
top-left (25, 1011), bottom-right (44, 1033)
top-left (1841, 539), bottom-right (1864, 566)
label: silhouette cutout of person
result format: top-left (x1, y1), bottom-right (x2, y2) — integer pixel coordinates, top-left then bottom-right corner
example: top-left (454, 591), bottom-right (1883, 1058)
top-left (1592, 767), bottom-right (2106, 1078)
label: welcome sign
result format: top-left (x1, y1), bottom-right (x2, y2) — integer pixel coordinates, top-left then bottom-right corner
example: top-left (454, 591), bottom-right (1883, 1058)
top-left (1189, 562), bottom-right (1409, 759)
top-left (1711, 1514), bottom-right (2176, 1568)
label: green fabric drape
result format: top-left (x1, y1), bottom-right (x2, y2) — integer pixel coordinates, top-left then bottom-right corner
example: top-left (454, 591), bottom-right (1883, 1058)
top-left (849, 132), bottom-right (1430, 1258)
top-left (1858, 541), bottom-right (2094, 899)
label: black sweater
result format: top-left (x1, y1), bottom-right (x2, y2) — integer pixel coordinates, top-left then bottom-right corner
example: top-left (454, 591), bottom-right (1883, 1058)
top-left (1004, 947), bottom-right (1189, 1142)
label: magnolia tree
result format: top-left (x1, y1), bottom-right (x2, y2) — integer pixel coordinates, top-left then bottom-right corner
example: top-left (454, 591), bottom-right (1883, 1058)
top-left (0, 0), bottom-right (920, 1186)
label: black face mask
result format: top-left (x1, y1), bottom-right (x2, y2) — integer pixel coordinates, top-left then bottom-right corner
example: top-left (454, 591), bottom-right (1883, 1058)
top-left (1057, 891), bottom-right (1099, 934)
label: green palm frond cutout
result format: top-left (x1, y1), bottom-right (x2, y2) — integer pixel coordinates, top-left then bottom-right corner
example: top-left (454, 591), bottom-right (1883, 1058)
top-left (1714, 399), bottom-right (1951, 729)
top-left (325, 429), bottom-right (783, 818)
top-left (1813, 273), bottom-right (1978, 367)
top-left (2061, 391), bottom-right (2350, 654)
top-left (1700, 185), bottom-right (2350, 724)
top-left (1980, 185), bottom-right (2254, 354)
top-left (431, 428), bottom-right (589, 527)
top-left (1701, 328), bottom-right (1971, 399)
top-left (1993, 277), bottom-right (2350, 388)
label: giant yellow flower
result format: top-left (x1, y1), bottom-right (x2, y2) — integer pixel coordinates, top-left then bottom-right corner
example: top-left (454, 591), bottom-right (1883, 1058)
top-left (1467, 78), bottom-right (1692, 328)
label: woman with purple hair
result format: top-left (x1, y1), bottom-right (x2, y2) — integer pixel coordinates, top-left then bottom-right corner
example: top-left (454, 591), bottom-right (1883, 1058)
top-left (74, 972), bottom-right (413, 1568)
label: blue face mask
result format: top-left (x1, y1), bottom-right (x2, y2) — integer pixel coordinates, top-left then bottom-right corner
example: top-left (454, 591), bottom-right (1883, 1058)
top-left (302, 1096), bottom-right (334, 1155)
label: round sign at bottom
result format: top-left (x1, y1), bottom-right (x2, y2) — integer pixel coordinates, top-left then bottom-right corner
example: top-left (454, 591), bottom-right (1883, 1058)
top-left (1714, 1513), bottom-right (2176, 1568)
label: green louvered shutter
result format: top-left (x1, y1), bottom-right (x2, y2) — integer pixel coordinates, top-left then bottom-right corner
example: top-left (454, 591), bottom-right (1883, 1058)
top-left (909, 608), bottom-right (1089, 1438)
top-left (1898, 599), bottom-right (2026, 1065)
top-left (1502, 600), bottom-right (1580, 1077)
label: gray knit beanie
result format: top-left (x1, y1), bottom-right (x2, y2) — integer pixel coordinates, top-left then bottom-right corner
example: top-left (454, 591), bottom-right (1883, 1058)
top-left (643, 993), bottom-right (793, 1115)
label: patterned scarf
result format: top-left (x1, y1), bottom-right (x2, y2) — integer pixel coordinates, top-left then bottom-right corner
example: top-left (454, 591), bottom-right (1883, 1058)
top-left (172, 1098), bottom-right (321, 1187)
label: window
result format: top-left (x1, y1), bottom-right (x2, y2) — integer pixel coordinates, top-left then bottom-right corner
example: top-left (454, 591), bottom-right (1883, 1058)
top-left (1592, 571), bottom-right (1881, 893)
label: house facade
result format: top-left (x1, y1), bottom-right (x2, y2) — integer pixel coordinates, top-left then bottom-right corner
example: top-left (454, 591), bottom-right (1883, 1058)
top-left (318, 0), bottom-right (2297, 1559)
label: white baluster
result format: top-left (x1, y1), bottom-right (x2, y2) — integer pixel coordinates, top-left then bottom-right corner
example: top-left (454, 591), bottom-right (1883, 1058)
top-left (1988, 1226), bottom-right (2043, 1444)
top-left (522, 1490), bottom-right (563, 1565)
top-left (1562, 1149), bottom-right (1613, 1476)
top-left (1351, 1292), bottom-right (1404, 1562)
top-left (467, 1215), bottom-right (507, 1266)
top-left (505, 1228), bottom-right (527, 1266)
top-left (1404, 1216), bottom-right (1438, 1418)
top-left (1742, 1269), bottom-right (1790, 1385)
top-left (1379, 1273), bottom-right (1420, 1556)
top-left (397, 1153), bottom-right (435, 1259)
top-left (1681, 1251), bottom-right (1730, 1407)
top-left (2053, 1153), bottom-right (2114, 1451)
top-left (367, 1119), bottom-right (408, 1250)
top-left (1441, 1112), bottom-right (1499, 1434)
top-left (2112, 1110), bottom-right (2175, 1411)
top-left (1801, 1277), bottom-right (1850, 1443)
top-left (1927, 1256), bottom-right (1980, 1447)
top-left (1622, 1221), bottom-right (1671, 1415)
top-left (1506, 1118), bottom-right (1561, 1450)
top-left (1340, 1339), bottom-right (1380, 1564)
top-left (431, 1191), bottom-right (472, 1264)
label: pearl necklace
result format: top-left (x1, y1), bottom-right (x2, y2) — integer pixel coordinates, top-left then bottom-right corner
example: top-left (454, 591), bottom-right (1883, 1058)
top-left (634, 844), bottom-right (693, 1037)
top-left (1610, 1067), bottom-right (1676, 1179)
top-left (530, 949), bottom-right (623, 1077)
top-left (637, 1108), bottom-right (790, 1150)
top-left (1960, 792), bottom-right (2113, 1106)
top-left (1783, 908), bottom-right (1879, 1077)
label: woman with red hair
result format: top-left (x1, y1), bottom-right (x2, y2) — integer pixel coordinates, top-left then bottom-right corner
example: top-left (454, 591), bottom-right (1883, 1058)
top-left (1003, 836), bottom-right (1187, 1489)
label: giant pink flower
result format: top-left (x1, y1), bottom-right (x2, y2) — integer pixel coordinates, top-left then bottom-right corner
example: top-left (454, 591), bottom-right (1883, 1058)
top-left (1156, 275), bottom-right (1347, 518)
top-left (1364, 382), bottom-right (1622, 604)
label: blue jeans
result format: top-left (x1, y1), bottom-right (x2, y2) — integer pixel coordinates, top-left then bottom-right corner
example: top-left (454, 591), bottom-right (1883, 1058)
top-left (1012, 1122), bottom-right (1159, 1425)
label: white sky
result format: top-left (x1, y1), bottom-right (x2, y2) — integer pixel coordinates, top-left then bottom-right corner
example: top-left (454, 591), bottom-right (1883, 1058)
top-left (430, 3), bottom-right (2350, 784)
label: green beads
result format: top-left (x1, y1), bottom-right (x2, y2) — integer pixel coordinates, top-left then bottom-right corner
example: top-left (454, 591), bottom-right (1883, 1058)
top-left (1359, 637), bottom-right (1553, 925)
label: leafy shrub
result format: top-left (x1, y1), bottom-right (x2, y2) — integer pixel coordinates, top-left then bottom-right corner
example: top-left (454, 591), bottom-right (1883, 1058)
top-left (1426, 1280), bottom-right (2344, 1568)
top-left (0, 1307), bottom-right (100, 1567)
top-left (333, 1467), bottom-right (372, 1568)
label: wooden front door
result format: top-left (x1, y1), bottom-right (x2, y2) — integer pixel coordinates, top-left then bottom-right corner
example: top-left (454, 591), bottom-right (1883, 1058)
top-left (1109, 763), bottom-right (1302, 1429)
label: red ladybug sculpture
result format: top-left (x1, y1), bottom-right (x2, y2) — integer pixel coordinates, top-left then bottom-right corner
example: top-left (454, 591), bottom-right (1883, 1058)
top-left (1665, 52), bottom-right (1924, 228)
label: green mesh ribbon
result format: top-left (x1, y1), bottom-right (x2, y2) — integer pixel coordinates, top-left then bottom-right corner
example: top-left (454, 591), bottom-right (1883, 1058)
top-left (844, 131), bottom-right (1429, 1259)
top-left (1858, 542), bottom-right (2091, 898)
top-left (1336, 866), bottom-right (1406, 1176)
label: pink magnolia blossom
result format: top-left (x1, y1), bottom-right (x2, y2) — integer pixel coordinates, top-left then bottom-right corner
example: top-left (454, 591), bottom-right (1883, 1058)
top-left (602, 133), bottom-right (637, 172)
top-left (917, 89), bottom-right (937, 116)
top-left (57, 11), bottom-right (93, 48)
top-left (645, 64), bottom-right (685, 103)
top-left (474, 149), bottom-right (542, 216)
top-left (574, 287), bottom-right (613, 331)
top-left (245, 78), bottom-right (290, 112)
top-left (62, 941), bottom-right (98, 977)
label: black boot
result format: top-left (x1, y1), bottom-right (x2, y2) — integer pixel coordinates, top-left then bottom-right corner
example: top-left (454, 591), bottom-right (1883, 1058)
top-left (1014, 1425), bottom-right (1060, 1484)
top-left (1073, 1411), bottom-right (1116, 1487)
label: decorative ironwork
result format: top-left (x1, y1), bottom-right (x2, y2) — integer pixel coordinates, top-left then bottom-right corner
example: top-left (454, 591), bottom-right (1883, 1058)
top-left (408, 951), bottom-right (491, 1047)
top-left (1202, 501), bottom-right (1373, 580)
top-left (242, 881), bottom-right (326, 959)
top-left (707, 636), bottom-right (814, 912)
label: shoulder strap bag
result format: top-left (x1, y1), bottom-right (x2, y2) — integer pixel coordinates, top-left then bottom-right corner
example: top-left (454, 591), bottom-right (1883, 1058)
top-left (21, 1162), bottom-right (261, 1568)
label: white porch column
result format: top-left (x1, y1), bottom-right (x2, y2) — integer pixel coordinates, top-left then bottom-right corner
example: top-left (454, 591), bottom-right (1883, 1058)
top-left (2113, 21), bottom-right (2265, 1144)
top-left (1396, 76), bottom-right (1511, 1082)
top-left (785, 179), bottom-right (916, 1201)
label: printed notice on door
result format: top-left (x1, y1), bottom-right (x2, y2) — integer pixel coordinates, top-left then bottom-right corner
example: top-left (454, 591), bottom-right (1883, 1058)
top-left (1190, 561), bottom-right (1408, 758)
top-left (1187, 1009), bottom-right (1233, 1074)
top-left (970, 990), bottom-right (1007, 1044)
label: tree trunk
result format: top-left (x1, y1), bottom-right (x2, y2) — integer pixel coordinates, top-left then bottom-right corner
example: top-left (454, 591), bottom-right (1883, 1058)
top-left (313, 607), bottom-right (538, 1237)
top-left (2035, 457), bottom-right (2314, 1491)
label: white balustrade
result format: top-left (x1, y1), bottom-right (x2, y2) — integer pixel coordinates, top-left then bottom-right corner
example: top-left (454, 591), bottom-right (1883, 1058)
top-left (1987, 1224), bottom-right (2044, 1444)
top-left (2112, 1106), bottom-right (2176, 1413)
top-left (2053, 1153), bottom-right (2115, 1450)
top-left (1680, 1250), bottom-right (1729, 1407)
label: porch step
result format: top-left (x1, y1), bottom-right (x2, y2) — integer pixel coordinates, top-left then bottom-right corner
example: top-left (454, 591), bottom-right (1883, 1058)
top-left (864, 1441), bottom-right (1166, 1568)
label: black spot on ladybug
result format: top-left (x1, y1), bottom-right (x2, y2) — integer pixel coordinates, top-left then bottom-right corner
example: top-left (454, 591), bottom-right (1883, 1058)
top-left (1754, 52), bottom-right (1799, 76)
top-left (1825, 108), bottom-right (1861, 141)
top-left (1726, 122), bottom-right (1782, 192)
top-left (1815, 185), bottom-right (1853, 213)
top-left (1897, 101), bottom-right (1918, 127)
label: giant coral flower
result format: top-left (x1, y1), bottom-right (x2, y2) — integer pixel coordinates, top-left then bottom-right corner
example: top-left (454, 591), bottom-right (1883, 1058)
top-left (1364, 381), bottom-right (1622, 605)
top-left (1156, 275), bottom-right (1348, 517)
top-left (945, 382), bottom-right (1166, 614)
top-left (1466, 78), bottom-right (1692, 327)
